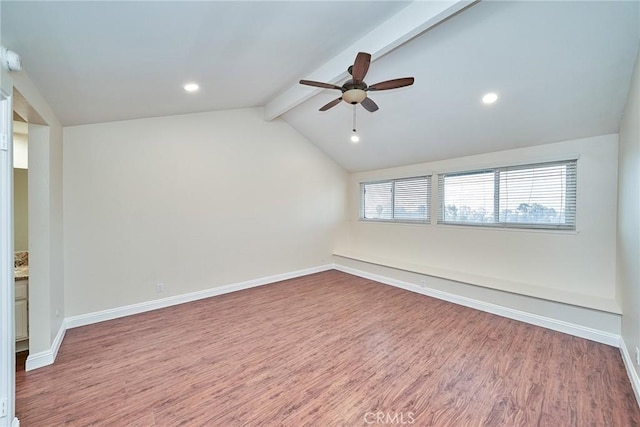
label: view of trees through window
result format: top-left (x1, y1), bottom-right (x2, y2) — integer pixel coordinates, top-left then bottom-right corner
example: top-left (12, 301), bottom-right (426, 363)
top-left (439, 161), bottom-right (576, 229)
top-left (441, 171), bottom-right (495, 223)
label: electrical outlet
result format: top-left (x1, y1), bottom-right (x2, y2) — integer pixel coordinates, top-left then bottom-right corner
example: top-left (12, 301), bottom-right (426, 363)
top-left (635, 347), bottom-right (640, 366)
top-left (155, 283), bottom-right (165, 293)
top-left (0, 397), bottom-right (6, 417)
top-left (55, 308), bottom-right (59, 318)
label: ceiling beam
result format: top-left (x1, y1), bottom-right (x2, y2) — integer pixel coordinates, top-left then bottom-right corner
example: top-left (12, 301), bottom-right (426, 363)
top-left (13, 88), bottom-right (47, 126)
top-left (264, 0), bottom-right (477, 121)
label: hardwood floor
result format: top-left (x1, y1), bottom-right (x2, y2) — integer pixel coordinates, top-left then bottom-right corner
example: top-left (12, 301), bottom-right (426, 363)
top-left (15, 270), bottom-right (640, 426)
top-left (16, 350), bottom-right (27, 372)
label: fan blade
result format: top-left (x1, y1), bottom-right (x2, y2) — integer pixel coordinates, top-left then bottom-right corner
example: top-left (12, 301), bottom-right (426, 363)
top-left (361, 97), bottom-right (379, 112)
top-left (319, 97), bottom-right (343, 111)
top-left (367, 77), bottom-right (415, 91)
top-left (351, 52), bottom-right (371, 83)
top-left (299, 80), bottom-right (343, 91)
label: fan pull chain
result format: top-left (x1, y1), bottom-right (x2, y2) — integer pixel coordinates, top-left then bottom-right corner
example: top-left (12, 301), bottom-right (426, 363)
top-left (353, 104), bottom-right (357, 132)
top-left (350, 105), bottom-right (360, 143)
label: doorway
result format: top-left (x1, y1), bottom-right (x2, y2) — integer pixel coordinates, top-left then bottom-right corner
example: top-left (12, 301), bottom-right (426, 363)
top-left (1, 71), bottom-right (63, 426)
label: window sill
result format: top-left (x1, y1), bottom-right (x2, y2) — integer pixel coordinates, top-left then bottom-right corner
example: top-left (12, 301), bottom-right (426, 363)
top-left (359, 218), bottom-right (430, 226)
top-left (435, 223), bottom-right (579, 235)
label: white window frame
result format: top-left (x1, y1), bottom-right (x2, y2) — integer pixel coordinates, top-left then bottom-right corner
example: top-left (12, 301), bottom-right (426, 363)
top-left (360, 175), bottom-right (431, 224)
top-left (438, 160), bottom-right (577, 231)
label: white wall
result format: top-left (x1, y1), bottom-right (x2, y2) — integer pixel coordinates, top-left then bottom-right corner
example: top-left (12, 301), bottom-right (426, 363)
top-left (13, 129), bottom-right (28, 250)
top-left (338, 134), bottom-right (620, 315)
top-left (13, 168), bottom-right (27, 251)
top-left (63, 107), bottom-right (347, 316)
top-left (12, 129), bottom-right (27, 169)
top-left (618, 46), bottom-right (640, 378)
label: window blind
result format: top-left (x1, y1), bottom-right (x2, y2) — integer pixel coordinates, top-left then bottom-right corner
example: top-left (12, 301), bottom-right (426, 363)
top-left (362, 181), bottom-right (393, 220)
top-left (439, 170), bottom-right (496, 224)
top-left (361, 176), bottom-right (431, 223)
top-left (438, 160), bottom-right (577, 230)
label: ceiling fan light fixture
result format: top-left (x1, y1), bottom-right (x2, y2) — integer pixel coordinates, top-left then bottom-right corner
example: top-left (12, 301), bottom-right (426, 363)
top-left (343, 89), bottom-right (367, 104)
top-left (350, 133), bottom-right (360, 143)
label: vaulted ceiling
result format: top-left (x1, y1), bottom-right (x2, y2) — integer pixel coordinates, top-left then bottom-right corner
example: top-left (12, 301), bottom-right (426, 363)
top-left (2, 1), bottom-right (638, 171)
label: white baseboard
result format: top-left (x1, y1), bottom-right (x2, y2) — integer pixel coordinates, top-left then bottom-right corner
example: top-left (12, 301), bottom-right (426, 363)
top-left (620, 338), bottom-right (640, 406)
top-left (25, 321), bottom-right (66, 371)
top-left (333, 263), bottom-right (621, 347)
top-left (65, 264), bottom-right (333, 330)
top-left (24, 264), bottom-right (331, 371)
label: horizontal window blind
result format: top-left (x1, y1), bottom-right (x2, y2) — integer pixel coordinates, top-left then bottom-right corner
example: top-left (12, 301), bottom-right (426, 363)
top-left (394, 177), bottom-right (431, 221)
top-left (439, 170), bottom-right (496, 224)
top-left (361, 176), bottom-right (430, 223)
top-left (438, 160), bottom-right (577, 230)
top-left (498, 162), bottom-right (576, 228)
top-left (362, 181), bottom-right (393, 220)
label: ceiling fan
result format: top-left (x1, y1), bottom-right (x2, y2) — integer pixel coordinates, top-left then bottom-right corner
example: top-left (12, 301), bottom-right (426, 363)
top-left (299, 52), bottom-right (414, 112)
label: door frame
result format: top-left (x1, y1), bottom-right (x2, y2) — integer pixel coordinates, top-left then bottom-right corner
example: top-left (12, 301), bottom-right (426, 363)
top-left (0, 89), bottom-right (17, 426)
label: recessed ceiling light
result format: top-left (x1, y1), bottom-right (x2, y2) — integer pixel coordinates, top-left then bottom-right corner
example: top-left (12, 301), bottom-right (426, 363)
top-left (482, 92), bottom-right (498, 104)
top-left (184, 83), bottom-right (199, 92)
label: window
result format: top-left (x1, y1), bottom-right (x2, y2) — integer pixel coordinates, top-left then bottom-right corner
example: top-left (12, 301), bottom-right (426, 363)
top-left (438, 160), bottom-right (577, 230)
top-left (361, 176), bottom-right (431, 223)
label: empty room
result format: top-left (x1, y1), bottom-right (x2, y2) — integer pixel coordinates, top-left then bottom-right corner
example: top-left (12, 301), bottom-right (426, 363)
top-left (0, 1), bottom-right (639, 426)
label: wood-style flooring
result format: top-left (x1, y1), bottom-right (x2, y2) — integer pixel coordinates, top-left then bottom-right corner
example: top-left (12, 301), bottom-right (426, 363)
top-left (16, 350), bottom-right (27, 372)
top-left (15, 270), bottom-right (640, 426)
